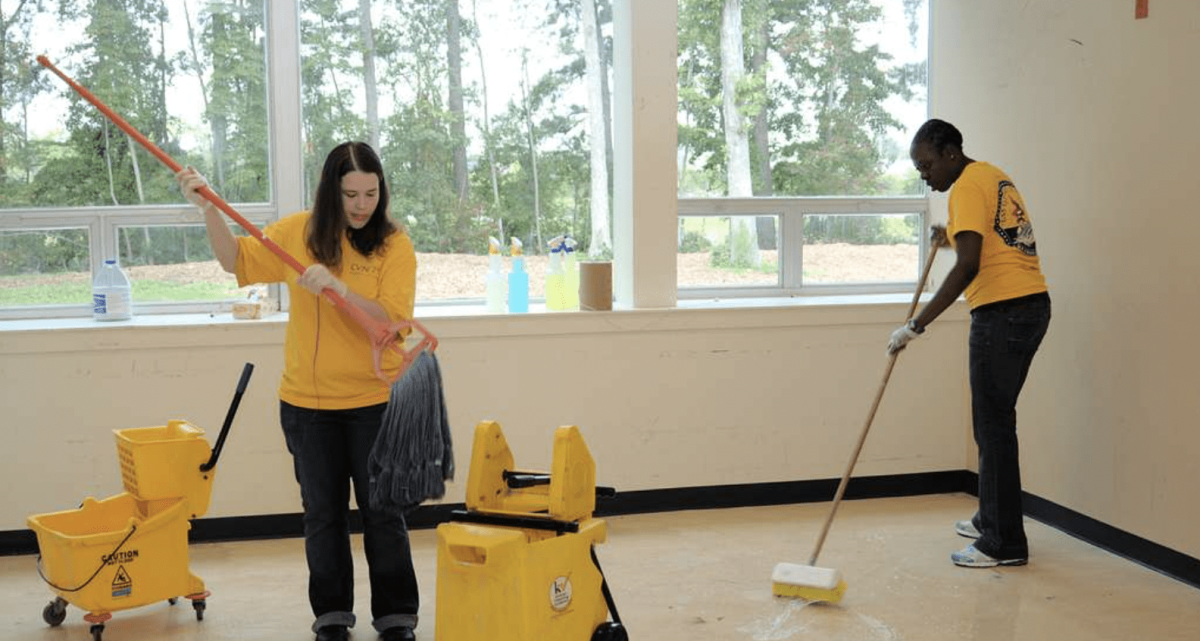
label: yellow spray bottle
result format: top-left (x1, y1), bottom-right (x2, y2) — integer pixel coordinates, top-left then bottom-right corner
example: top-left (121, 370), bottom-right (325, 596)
top-left (563, 236), bottom-right (579, 311)
top-left (545, 236), bottom-right (567, 311)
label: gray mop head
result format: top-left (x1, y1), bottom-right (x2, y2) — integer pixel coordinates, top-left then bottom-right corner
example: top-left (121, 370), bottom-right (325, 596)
top-left (368, 350), bottom-right (454, 512)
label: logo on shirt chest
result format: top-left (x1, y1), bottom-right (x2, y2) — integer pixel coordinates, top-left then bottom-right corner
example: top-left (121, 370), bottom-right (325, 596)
top-left (348, 263), bottom-right (379, 277)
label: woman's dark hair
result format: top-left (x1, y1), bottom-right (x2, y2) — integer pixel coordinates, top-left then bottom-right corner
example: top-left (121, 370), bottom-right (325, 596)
top-left (307, 141), bottom-right (396, 269)
top-left (912, 119), bottom-right (964, 155)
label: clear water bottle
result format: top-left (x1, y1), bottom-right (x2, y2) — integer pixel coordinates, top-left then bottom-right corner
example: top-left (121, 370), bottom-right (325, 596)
top-left (93, 259), bottom-right (133, 321)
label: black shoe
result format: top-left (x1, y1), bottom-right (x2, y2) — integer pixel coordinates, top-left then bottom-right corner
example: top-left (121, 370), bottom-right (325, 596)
top-left (316, 625), bottom-right (350, 641)
top-left (380, 626), bottom-right (416, 641)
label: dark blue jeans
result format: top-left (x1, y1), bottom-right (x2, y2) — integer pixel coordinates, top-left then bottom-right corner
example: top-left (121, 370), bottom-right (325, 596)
top-left (280, 401), bottom-right (419, 633)
top-left (968, 293), bottom-right (1051, 560)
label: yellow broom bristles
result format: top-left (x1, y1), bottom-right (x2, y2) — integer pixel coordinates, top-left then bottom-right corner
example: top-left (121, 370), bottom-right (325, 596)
top-left (771, 562), bottom-right (847, 603)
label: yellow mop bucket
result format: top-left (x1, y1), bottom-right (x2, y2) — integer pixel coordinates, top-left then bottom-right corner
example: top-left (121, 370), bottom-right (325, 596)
top-left (27, 494), bottom-right (201, 615)
top-left (28, 363), bottom-right (254, 641)
top-left (435, 421), bottom-right (626, 641)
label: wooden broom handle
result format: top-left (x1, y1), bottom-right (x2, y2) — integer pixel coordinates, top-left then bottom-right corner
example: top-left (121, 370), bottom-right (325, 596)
top-left (808, 242), bottom-right (940, 566)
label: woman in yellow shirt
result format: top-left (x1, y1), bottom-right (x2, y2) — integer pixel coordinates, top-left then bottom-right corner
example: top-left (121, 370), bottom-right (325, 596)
top-left (888, 119), bottom-right (1051, 569)
top-left (177, 142), bottom-right (418, 641)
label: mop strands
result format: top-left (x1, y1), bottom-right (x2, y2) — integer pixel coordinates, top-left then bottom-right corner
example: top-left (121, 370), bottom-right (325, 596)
top-left (772, 243), bottom-right (940, 604)
top-left (368, 350), bottom-right (454, 512)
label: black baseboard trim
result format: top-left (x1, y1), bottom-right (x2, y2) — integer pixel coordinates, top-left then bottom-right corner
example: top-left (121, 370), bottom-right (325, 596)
top-left (6, 470), bottom-right (1197, 591)
top-left (593, 470), bottom-right (973, 517)
top-left (1022, 491), bottom-right (1200, 590)
top-left (957, 471), bottom-right (1200, 590)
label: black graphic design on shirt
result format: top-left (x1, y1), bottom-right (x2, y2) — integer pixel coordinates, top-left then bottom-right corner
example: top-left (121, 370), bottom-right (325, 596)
top-left (994, 180), bottom-right (1037, 256)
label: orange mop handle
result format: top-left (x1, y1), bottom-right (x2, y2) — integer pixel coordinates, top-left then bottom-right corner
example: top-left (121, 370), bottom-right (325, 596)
top-left (37, 55), bottom-right (435, 381)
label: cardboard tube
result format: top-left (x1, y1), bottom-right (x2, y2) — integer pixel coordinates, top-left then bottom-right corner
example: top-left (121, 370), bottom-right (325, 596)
top-left (579, 261), bottom-right (612, 311)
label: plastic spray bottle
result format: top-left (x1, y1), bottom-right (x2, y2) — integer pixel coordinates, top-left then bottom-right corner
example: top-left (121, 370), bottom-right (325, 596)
top-left (545, 236), bottom-right (566, 311)
top-left (92, 258), bottom-right (133, 321)
top-left (508, 237), bottom-right (529, 313)
top-left (486, 236), bottom-right (507, 313)
top-left (563, 236), bottom-right (580, 311)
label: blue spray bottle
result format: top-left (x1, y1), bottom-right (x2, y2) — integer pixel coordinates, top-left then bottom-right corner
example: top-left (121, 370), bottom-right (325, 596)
top-left (508, 237), bottom-right (529, 313)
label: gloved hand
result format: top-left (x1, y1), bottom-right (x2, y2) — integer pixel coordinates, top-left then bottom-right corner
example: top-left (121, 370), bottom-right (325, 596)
top-left (298, 263), bottom-right (349, 298)
top-left (887, 321), bottom-right (922, 355)
top-left (175, 167), bottom-right (214, 211)
top-left (930, 224), bottom-right (951, 248)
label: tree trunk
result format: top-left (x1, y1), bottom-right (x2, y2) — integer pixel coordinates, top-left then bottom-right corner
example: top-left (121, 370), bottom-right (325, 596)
top-left (520, 55), bottom-right (542, 251)
top-left (358, 0), bottom-right (380, 148)
top-left (720, 0), bottom-right (759, 267)
top-left (597, 0), bottom-right (614, 217)
top-left (471, 0), bottom-right (502, 232)
top-left (446, 0), bottom-right (468, 201)
top-left (750, 15), bottom-right (775, 249)
top-left (183, 0), bottom-right (215, 187)
top-left (581, 0), bottom-right (611, 256)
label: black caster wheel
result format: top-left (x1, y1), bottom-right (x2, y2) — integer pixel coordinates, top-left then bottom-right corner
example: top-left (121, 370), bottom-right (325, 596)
top-left (168, 597), bottom-right (178, 605)
top-left (192, 599), bottom-right (206, 621)
top-left (592, 621), bottom-right (628, 641)
top-left (42, 597), bottom-right (67, 626)
top-left (90, 623), bottom-right (105, 641)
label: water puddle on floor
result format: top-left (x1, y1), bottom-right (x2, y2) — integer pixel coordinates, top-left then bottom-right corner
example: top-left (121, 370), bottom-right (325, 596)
top-left (737, 599), bottom-right (900, 641)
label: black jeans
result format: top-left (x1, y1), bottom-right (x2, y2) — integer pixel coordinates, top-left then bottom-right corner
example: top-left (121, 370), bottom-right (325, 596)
top-left (968, 293), bottom-right (1051, 560)
top-left (280, 401), bottom-right (419, 633)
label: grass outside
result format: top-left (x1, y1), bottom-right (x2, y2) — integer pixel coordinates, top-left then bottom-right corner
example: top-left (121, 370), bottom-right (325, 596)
top-left (0, 243), bottom-right (917, 307)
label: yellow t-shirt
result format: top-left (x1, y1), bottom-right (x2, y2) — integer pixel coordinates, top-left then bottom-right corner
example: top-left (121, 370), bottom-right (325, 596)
top-left (948, 162), bottom-right (1048, 308)
top-left (235, 212), bottom-right (417, 410)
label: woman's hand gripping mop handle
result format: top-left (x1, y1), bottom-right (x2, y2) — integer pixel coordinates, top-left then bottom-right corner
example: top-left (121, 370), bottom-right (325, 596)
top-left (37, 55), bottom-right (436, 383)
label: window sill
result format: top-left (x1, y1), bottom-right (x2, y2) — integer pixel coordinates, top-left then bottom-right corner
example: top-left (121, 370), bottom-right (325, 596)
top-left (0, 293), bottom-right (964, 354)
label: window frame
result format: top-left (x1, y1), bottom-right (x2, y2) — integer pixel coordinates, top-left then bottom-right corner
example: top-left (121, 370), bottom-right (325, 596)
top-left (677, 196), bottom-right (928, 299)
top-left (2, 0), bottom-right (930, 321)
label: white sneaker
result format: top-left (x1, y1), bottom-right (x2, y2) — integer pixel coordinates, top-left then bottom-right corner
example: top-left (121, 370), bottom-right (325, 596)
top-left (951, 544), bottom-right (1027, 568)
top-left (954, 519), bottom-right (981, 539)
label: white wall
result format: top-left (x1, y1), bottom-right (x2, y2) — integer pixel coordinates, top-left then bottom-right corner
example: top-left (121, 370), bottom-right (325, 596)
top-left (8, 0), bottom-right (1198, 571)
top-left (0, 305), bottom-right (969, 531)
top-left (932, 0), bottom-right (1200, 559)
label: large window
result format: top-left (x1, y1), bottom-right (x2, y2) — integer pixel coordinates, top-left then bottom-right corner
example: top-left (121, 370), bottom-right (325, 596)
top-left (677, 0), bottom-right (929, 296)
top-left (298, 0), bottom-right (615, 303)
top-left (1, 0), bottom-right (616, 316)
top-left (1, 0), bottom-right (929, 319)
top-left (0, 0), bottom-right (269, 317)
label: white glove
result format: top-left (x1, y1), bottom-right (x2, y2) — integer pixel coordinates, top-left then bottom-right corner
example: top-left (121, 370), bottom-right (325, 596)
top-left (298, 264), bottom-right (348, 298)
top-left (887, 321), bottom-right (922, 355)
top-left (175, 167), bottom-right (214, 211)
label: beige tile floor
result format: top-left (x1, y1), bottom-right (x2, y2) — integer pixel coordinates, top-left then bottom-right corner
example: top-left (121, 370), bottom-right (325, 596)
top-left (4, 493), bottom-right (1199, 641)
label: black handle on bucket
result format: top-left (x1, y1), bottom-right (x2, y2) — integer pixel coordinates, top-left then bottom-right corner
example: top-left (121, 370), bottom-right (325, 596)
top-left (200, 362), bottom-right (254, 473)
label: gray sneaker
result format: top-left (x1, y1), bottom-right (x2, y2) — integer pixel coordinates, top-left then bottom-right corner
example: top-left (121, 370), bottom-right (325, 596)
top-left (954, 519), bottom-right (981, 539)
top-left (951, 544), bottom-right (1027, 568)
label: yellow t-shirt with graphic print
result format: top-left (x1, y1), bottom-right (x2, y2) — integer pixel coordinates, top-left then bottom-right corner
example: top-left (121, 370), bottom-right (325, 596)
top-left (234, 212), bottom-right (416, 410)
top-left (947, 162), bottom-right (1047, 309)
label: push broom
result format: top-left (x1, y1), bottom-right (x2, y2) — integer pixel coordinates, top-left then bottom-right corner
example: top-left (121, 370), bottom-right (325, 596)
top-left (772, 241), bottom-right (940, 602)
top-left (38, 55), bottom-right (453, 511)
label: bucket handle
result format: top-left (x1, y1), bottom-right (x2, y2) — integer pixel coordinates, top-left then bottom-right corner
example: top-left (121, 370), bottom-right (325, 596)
top-left (200, 362), bottom-right (254, 473)
top-left (37, 525), bottom-right (137, 593)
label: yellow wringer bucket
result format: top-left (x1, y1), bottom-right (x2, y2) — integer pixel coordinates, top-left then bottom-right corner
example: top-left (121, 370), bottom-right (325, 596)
top-left (435, 420), bottom-right (626, 640)
top-left (27, 363), bottom-right (253, 641)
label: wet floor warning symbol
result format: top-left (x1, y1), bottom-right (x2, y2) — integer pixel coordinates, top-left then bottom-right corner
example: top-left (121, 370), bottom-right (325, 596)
top-left (112, 565), bottom-right (132, 598)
